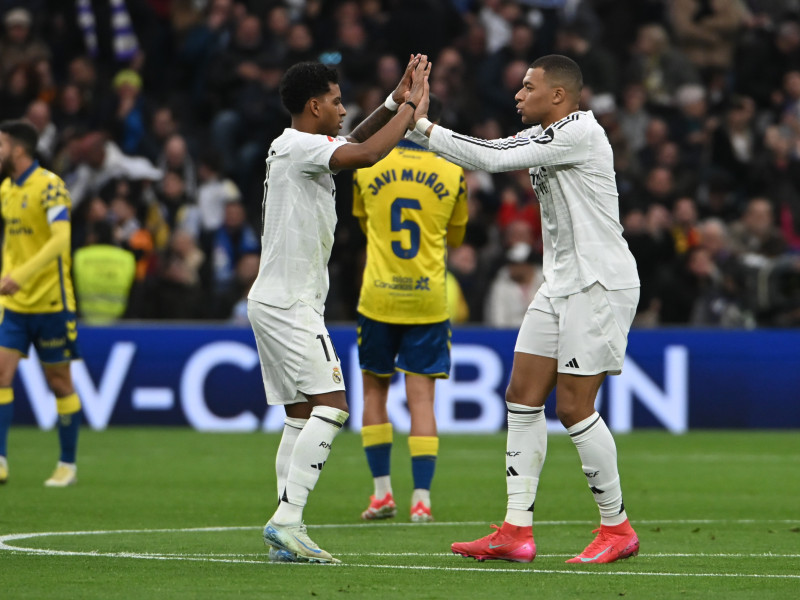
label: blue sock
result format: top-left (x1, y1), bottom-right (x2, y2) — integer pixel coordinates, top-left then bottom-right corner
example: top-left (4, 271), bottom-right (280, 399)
top-left (57, 411), bottom-right (81, 463)
top-left (0, 402), bottom-right (12, 457)
top-left (365, 443), bottom-right (391, 478)
top-left (411, 455), bottom-right (436, 490)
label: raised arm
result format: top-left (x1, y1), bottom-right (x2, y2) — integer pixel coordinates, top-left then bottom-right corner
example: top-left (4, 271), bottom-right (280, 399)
top-left (415, 122), bottom-right (589, 174)
top-left (330, 56), bottom-right (431, 171)
top-left (347, 54), bottom-right (418, 144)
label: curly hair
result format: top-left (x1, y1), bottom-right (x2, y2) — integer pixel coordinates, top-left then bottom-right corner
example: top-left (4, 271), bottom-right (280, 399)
top-left (279, 62), bottom-right (339, 115)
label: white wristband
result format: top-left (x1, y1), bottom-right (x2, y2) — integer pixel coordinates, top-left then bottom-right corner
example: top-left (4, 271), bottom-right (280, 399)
top-left (384, 94), bottom-right (400, 112)
top-left (415, 118), bottom-right (433, 136)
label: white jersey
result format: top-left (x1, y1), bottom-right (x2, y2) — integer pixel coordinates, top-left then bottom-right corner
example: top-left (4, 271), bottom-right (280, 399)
top-left (248, 128), bottom-right (348, 314)
top-left (420, 111), bottom-right (639, 297)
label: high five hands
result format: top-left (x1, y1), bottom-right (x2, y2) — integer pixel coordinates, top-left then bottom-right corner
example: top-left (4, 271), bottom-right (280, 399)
top-left (390, 53), bottom-right (431, 127)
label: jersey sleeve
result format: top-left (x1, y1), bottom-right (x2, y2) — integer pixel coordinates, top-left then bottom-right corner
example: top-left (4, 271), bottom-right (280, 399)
top-left (352, 172), bottom-right (366, 218)
top-left (448, 171), bottom-right (468, 227)
top-left (428, 119), bottom-right (591, 173)
top-left (299, 134), bottom-right (349, 175)
top-left (40, 176), bottom-right (72, 224)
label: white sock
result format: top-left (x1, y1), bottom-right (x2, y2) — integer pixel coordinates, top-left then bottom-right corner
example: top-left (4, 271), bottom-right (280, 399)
top-left (568, 412), bottom-right (628, 526)
top-left (275, 417), bottom-right (307, 503)
top-left (374, 475), bottom-right (392, 499)
top-left (272, 406), bottom-right (348, 525)
top-left (411, 488), bottom-right (430, 507)
top-left (504, 402), bottom-right (546, 527)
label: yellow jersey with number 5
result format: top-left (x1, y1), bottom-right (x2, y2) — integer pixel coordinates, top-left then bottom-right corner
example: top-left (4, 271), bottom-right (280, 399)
top-left (0, 163), bottom-right (76, 313)
top-left (353, 140), bottom-right (468, 324)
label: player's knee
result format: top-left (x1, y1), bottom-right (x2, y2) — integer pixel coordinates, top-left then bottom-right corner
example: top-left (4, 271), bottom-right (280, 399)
top-left (505, 383), bottom-right (534, 407)
top-left (554, 398), bottom-right (593, 428)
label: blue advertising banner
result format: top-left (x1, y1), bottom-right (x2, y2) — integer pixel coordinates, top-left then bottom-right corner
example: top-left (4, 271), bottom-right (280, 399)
top-left (10, 325), bottom-right (800, 432)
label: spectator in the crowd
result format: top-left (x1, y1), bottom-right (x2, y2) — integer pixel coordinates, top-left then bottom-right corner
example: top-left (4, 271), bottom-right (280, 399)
top-left (671, 83), bottom-right (712, 167)
top-left (211, 200), bottom-right (259, 301)
top-left (283, 21), bottom-right (316, 66)
top-left (109, 192), bottom-right (156, 285)
top-left (52, 84), bottom-right (92, 141)
top-left (25, 99), bottom-right (57, 164)
top-left (669, 0), bottom-right (747, 79)
top-left (66, 131), bottom-right (162, 209)
top-left (625, 23), bottom-right (701, 109)
top-left (709, 95), bottom-right (760, 199)
top-left (158, 134), bottom-right (197, 201)
top-left (224, 252), bottom-right (261, 324)
top-left (618, 83), bottom-right (651, 154)
top-left (73, 220), bottom-right (137, 324)
top-left (637, 117), bottom-right (670, 172)
top-left (656, 245), bottom-right (718, 324)
top-left (155, 171), bottom-right (199, 237)
top-left (0, 8), bottom-right (50, 79)
top-left (0, 63), bottom-right (36, 120)
top-left (139, 105), bottom-right (180, 164)
top-left (106, 69), bottom-right (147, 156)
top-left (484, 242), bottom-right (544, 328)
top-left (448, 243), bottom-right (483, 322)
top-left (207, 13), bottom-right (272, 174)
top-left (154, 230), bottom-right (206, 319)
top-left (623, 205), bottom-right (676, 325)
top-left (729, 197), bottom-right (788, 260)
top-left (671, 197), bottom-right (703, 255)
top-left (557, 18), bottom-right (618, 95)
top-left (640, 166), bottom-right (678, 210)
top-left (737, 18), bottom-right (800, 106)
top-left (196, 151), bottom-right (241, 235)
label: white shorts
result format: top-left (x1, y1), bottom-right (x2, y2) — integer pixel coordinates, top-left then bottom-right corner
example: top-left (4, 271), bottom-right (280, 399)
top-left (515, 283), bottom-right (639, 376)
top-left (248, 299), bottom-right (346, 405)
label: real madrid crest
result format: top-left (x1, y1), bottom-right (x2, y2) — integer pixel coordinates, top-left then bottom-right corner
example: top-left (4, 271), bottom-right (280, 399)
top-left (332, 367), bottom-right (342, 384)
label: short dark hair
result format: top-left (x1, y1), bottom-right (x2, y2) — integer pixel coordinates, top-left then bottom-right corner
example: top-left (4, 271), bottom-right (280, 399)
top-left (530, 54), bottom-right (583, 98)
top-left (0, 119), bottom-right (38, 157)
top-left (280, 62), bottom-right (339, 115)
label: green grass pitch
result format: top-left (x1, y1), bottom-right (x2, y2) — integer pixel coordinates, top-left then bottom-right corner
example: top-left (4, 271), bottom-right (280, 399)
top-left (1, 428), bottom-right (798, 599)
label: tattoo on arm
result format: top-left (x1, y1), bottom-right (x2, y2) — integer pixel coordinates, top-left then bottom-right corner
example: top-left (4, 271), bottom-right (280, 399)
top-left (347, 106), bottom-right (393, 143)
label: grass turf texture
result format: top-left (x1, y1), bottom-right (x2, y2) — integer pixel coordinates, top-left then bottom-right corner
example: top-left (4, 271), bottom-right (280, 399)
top-left (1, 428), bottom-right (798, 599)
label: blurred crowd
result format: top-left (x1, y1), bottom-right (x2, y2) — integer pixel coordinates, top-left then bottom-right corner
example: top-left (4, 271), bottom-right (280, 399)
top-left (2, 0), bottom-right (800, 327)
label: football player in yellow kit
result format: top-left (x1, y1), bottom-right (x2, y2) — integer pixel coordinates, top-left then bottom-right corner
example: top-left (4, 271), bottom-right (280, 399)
top-left (0, 120), bottom-right (82, 487)
top-left (353, 96), bottom-right (468, 522)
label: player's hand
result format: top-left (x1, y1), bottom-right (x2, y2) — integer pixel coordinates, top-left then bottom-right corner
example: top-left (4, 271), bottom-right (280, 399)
top-left (0, 276), bottom-right (20, 295)
top-left (391, 54), bottom-right (419, 106)
top-left (414, 75), bottom-right (431, 125)
top-left (407, 56), bottom-right (431, 109)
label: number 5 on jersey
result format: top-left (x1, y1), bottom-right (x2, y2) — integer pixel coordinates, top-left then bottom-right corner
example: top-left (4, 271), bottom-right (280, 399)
top-left (391, 197), bottom-right (421, 259)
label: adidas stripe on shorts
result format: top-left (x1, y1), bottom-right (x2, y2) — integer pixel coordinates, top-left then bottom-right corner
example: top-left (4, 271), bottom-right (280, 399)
top-left (514, 283), bottom-right (639, 376)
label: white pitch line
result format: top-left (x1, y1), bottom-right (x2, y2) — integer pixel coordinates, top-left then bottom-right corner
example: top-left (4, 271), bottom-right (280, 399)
top-left (342, 563), bottom-right (800, 579)
top-left (2, 523), bottom-right (800, 580)
top-left (25, 550), bottom-right (800, 559)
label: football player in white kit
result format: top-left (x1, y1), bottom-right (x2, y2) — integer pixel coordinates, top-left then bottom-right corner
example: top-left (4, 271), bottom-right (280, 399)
top-left (252, 56), bottom-right (430, 563)
top-left (410, 54), bottom-right (641, 565)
